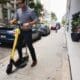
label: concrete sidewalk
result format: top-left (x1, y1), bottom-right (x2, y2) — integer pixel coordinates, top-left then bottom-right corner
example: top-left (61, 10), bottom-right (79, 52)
top-left (0, 28), bottom-right (70, 80)
top-left (66, 32), bottom-right (80, 80)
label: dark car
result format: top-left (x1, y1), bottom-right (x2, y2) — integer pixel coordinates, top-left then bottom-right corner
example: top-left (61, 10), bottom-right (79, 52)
top-left (56, 22), bottom-right (61, 30)
top-left (32, 27), bottom-right (41, 42)
top-left (0, 25), bottom-right (41, 47)
top-left (36, 23), bottom-right (50, 36)
top-left (51, 22), bottom-right (61, 30)
top-left (51, 26), bottom-right (56, 30)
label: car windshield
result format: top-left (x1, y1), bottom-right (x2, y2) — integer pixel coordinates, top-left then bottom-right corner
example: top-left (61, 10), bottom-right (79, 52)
top-left (36, 23), bottom-right (46, 27)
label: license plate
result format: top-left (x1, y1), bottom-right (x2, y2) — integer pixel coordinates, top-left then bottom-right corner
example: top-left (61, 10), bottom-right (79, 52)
top-left (0, 35), bottom-right (6, 38)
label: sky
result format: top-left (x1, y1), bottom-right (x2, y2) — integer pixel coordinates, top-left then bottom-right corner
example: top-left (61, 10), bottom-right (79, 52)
top-left (40, 0), bottom-right (67, 22)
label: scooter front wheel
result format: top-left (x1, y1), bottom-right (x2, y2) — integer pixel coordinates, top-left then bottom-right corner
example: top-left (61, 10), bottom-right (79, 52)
top-left (6, 61), bottom-right (13, 74)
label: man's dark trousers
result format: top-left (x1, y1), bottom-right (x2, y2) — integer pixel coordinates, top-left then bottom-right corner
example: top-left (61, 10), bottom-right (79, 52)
top-left (17, 29), bottom-right (37, 62)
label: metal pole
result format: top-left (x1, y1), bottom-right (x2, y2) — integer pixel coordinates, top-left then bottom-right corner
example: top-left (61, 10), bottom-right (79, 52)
top-left (14, 0), bottom-right (16, 10)
top-left (7, 2), bottom-right (11, 20)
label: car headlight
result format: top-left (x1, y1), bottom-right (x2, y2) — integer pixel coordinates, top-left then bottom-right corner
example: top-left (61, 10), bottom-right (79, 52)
top-left (7, 29), bottom-right (16, 35)
top-left (7, 30), bottom-right (14, 34)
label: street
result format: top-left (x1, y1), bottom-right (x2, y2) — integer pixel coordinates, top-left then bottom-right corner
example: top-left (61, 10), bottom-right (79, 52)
top-left (0, 47), bottom-right (11, 60)
top-left (0, 27), bottom-right (70, 80)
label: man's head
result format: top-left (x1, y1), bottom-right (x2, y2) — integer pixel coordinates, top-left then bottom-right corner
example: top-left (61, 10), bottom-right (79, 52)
top-left (16, 0), bottom-right (26, 8)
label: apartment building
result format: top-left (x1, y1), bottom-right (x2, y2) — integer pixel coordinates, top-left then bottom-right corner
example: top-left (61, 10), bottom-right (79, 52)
top-left (0, 0), bottom-right (14, 21)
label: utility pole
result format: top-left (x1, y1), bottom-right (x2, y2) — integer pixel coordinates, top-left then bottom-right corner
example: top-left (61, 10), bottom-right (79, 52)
top-left (14, 0), bottom-right (16, 10)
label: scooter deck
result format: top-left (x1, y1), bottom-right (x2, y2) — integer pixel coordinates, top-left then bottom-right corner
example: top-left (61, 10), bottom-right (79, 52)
top-left (12, 57), bottom-right (28, 68)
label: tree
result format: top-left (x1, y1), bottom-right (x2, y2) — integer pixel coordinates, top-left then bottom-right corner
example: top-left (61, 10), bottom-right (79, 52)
top-left (28, 0), bottom-right (43, 16)
top-left (34, 2), bottom-right (43, 16)
top-left (62, 18), bottom-right (66, 26)
top-left (0, 0), bottom-right (10, 19)
top-left (0, 0), bottom-right (9, 3)
top-left (51, 12), bottom-right (57, 21)
top-left (28, 0), bottom-right (35, 9)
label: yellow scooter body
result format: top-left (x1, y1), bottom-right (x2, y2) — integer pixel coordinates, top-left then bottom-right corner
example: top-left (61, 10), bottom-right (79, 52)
top-left (10, 28), bottom-right (20, 60)
top-left (6, 28), bottom-right (27, 74)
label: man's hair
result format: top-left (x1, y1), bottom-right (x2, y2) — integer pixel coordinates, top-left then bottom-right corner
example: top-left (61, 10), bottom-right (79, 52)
top-left (21, 0), bottom-right (25, 3)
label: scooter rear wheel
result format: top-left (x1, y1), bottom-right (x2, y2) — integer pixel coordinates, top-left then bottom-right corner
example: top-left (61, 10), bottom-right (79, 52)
top-left (6, 63), bottom-right (12, 74)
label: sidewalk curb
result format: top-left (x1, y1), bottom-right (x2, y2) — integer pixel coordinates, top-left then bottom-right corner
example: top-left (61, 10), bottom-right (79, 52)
top-left (65, 31), bottom-right (73, 80)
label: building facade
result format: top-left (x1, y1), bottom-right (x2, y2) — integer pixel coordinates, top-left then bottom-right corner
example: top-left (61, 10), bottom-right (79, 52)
top-left (0, 0), bottom-right (27, 21)
top-left (66, 0), bottom-right (80, 32)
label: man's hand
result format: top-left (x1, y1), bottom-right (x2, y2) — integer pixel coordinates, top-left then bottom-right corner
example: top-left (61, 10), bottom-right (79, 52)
top-left (23, 23), bottom-right (30, 27)
top-left (9, 19), bottom-right (17, 24)
top-left (21, 23), bottom-right (30, 30)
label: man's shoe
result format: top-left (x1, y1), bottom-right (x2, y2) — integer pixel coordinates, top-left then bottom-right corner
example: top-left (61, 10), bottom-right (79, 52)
top-left (31, 61), bottom-right (37, 67)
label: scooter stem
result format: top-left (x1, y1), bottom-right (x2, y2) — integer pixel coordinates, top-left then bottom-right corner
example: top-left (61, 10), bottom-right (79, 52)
top-left (10, 28), bottom-right (20, 60)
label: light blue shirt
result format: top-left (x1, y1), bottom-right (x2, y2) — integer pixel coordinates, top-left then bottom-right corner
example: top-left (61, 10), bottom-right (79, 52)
top-left (14, 7), bottom-right (38, 28)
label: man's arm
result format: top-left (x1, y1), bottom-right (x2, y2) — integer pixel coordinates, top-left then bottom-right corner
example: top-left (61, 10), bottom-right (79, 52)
top-left (29, 11), bottom-right (38, 26)
top-left (9, 19), bottom-right (17, 24)
top-left (23, 11), bottom-right (38, 29)
top-left (29, 19), bottom-right (38, 26)
top-left (23, 19), bottom-right (37, 27)
top-left (10, 10), bottom-right (19, 24)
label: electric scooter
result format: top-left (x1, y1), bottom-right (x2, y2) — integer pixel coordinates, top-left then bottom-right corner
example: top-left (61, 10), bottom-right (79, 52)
top-left (6, 23), bottom-right (28, 74)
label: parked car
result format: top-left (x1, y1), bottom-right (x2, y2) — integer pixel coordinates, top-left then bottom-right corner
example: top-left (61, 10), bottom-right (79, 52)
top-left (32, 27), bottom-right (41, 42)
top-left (51, 22), bottom-right (61, 30)
top-left (0, 25), bottom-right (41, 47)
top-left (36, 23), bottom-right (50, 36)
top-left (51, 23), bottom-right (56, 30)
top-left (56, 22), bottom-right (61, 30)
top-left (51, 26), bottom-right (56, 30)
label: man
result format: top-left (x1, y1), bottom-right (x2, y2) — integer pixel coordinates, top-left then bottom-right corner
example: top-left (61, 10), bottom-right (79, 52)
top-left (10, 0), bottom-right (37, 67)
